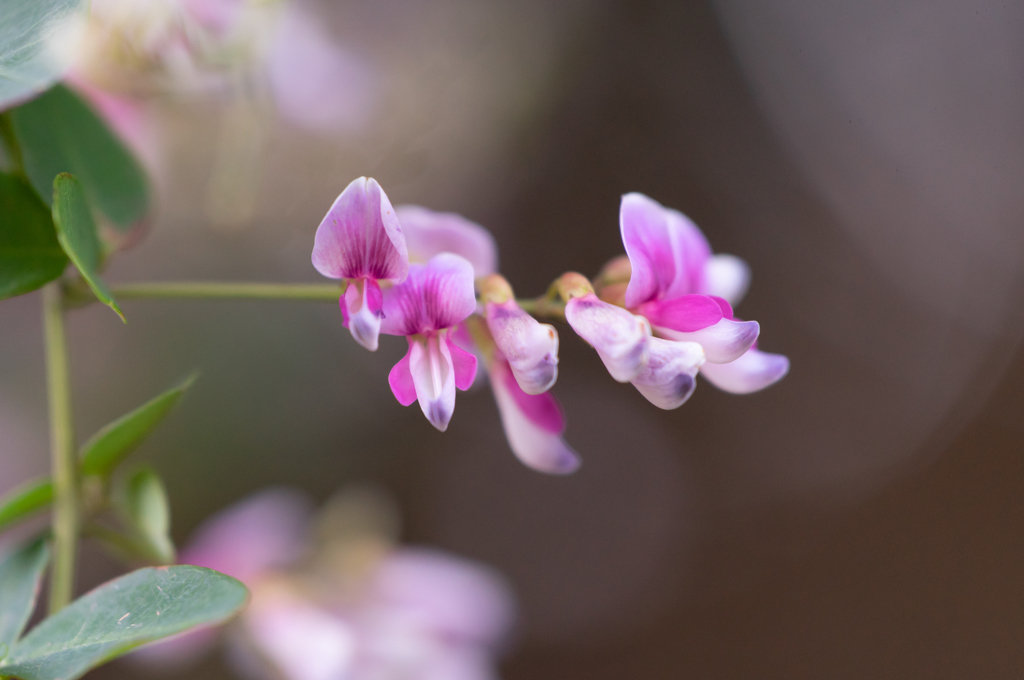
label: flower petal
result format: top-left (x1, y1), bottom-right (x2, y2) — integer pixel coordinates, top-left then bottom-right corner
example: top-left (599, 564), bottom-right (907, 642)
top-left (312, 177), bottom-right (408, 282)
top-left (656, 317), bottom-right (759, 364)
top-left (620, 192), bottom-right (711, 308)
top-left (266, 4), bottom-right (380, 133)
top-left (389, 342), bottom-right (418, 406)
top-left (409, 335), bottom-right (457, 431)
top-left (702, 253), bottom-right (750, 306)
top-left (635, 294), bottom-right (723, 332)
top-left (490, 358), bottom-right (580, 474)
top-left (395, 205), bottom-right (498, 276)
top-left (630, 338), bottom-right (704, 409)
top-left (565, 293), bottom-right (650, 382)
top-left (447, 336), bottom-right (479, 391)
top-left (380, 254), bottom-right (477, 337)
top-left (700, 348), bottom-right (790, 394)
top-left (341, 278), bottom-right (383, 351)
top-left (485, 300), bottom-right (559, 394)
top-left (243, 597), bottom-right (357, 680)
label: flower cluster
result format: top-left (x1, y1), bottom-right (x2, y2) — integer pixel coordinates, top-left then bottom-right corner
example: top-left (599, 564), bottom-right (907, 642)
top-left (136, 488), bottom-right (515, 680)
top-left (312, 178), bottom-right (789, 474)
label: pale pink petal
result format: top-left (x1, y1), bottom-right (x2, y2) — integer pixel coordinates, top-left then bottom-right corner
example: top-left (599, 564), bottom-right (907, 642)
top-left (242, 600), bottom-right (357, 680)
top-left (635, 294), bottom-right (723, 333)
top-left (485, 300), bottom-right (559, 394)
top-left (371, 547), bottom-right (516, 646)
top-left (395, 205), bottom-right (498, 276)
top-left (389, 342), bottom-right (418, 406)
top-left (630, 338), bottom-right (704, 410)
top-left (409, 336), bottom-right (457, 431)
top-left (380, 254), bottom-right (477, 337)
top-left (700, 348), bottom-right (790, 394)
top-left (341, 278), bottom-right (384, 351)
top-left (656, 318), bottom-right (759, 364)
top-left (564, 294), bottom-right (650, 382)
top-left (182, 0), bottom-right (244, 35)
top-left (490, 358), bottom-right (580, 474)
top-left (266, 4), bottom-right (380, 133)
top-left (620, 192), bottom-right (711, 308)
top-left (702, 254), bottom-right (750, 306)
top-left (447, 337), bottom-right (478, 391)
top-left (312, 177), bottom-right (408, 282)
top-left (179, 488), bottom-right (313, 583)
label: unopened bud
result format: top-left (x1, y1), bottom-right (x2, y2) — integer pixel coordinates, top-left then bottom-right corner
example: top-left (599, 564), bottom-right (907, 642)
top-left (595, 255), bottom-right (632, 288)
top-left (554, 272), bottom-right (594, 302)
top-left (479, 274), bottom-right (514, 304)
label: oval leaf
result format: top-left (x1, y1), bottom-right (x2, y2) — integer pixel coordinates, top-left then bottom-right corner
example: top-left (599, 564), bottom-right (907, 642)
top-left (117, 467), bottom-right (175, 565)
top-left (7, 84), bottom-right (150, 232)
top-left (0, 566), bottom-right (248, 680)
top-left (80, 374), bottom-right (198, 477)
top-left (51, 172), bottom-right (124, 321)
top-left (0, 538), bottom-right (49, 648)
top-left (0, 0), bottom-right (87, 110)
top-left (0, 479), bottom-right (53, 535)
top-left (0, 171), bottom-right (67, 300)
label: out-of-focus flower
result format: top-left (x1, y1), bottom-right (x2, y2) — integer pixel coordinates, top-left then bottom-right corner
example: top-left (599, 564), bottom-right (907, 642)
top-left (382, 254), bottom-right (479, 432)
top-left (134, 487), bottom-right (516, 680)
top-left (312, 177), bottom-right (409, 352)
top-left (577, 193), bottom-right (788, 402)
top-left (394, 207), bottom-right (579, 473)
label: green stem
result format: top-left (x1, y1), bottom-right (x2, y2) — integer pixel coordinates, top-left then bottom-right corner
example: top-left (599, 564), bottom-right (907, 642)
top-left (42, 283), bottom-right (78, 613)
top-left (0, 112), bottom-right (25, 176)
top-left (517, 296), bottom-right (566, 320)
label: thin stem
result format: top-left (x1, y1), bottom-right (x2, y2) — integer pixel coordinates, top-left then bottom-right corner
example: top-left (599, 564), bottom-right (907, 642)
top-left (517, 296), bottom-right (566, 320)
top-left (43, 283), bottom-right (78, 613)
top-left (0, 112), bottom-right (25, 176)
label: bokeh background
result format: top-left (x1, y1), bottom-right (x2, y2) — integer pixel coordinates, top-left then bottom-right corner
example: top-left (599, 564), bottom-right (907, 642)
top-left (3, 0), bottom-right (1024, 677)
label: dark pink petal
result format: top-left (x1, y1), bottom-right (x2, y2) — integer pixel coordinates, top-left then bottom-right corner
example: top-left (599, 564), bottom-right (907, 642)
top-left (396, 205), bottom-right (498, 276)
top-left (700, 348), bottom-right (790, 394)
top-left (565, 294), bottom-right (650, 382)
top-left (388, 342), bottom-right (418, 406)
top-left (710, 296), bottom-right (734, 318)
top-left (485, 300), bottom-right (559, 394)
top-left (447, 337), bottom-right (479, 391)
top-left (490, 358), bottom-right (580, 474)
top-left (636, 294), bottom-right (723, 333)
top-left (312, 177), bottom-right (408, 282)
top-left (380, 254), bottom-right (477, 337)
top-left (701, 254), bottom-right (750, 306)
top-left (656, 318), bottom-right (759, 364)
top-left (620, 192), bottom-right (711, 308)
top-left (630, 338), bottom-right (704, 410)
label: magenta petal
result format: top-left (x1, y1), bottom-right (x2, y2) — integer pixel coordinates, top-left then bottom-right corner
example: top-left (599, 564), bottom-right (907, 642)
top-left (389, 343), bottom-right (418, 406)
top-left (656, 317), bottom-right (759, 364)
top-left (395, 205), bottom-right (498, 276)
top-left (312, 177), bottom-right (408, 282)
top-left (700, 348), bottom-right (790, 394)
top-left (620, 192), bottom-right (711, 308)
top-left (636, 294), bottom-right (723, 332)
top-left (380, 254), bottom-right (477, 337)
top-left (447, 337), bottom-right (478, 391)
top-left (490, 359), bottom-right (580, 474)
top-left (710, 296), bottom-right (733, 319)
top-left (564, 294), bottom-right (650, 382)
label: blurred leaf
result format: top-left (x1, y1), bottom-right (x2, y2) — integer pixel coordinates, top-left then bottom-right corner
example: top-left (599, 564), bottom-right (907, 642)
top-left (0, 479), bottom-right (53, 535)
top-left (80, 374), bottom-right (199, 477)
top-left (51, 173), bottom-right (124, 321)
top-left (0, 566), bottom-right (248, 680)
top-left (0, 538), bottom-right (49, 649)
top-left (7, 84), bottom-right (150, 231)
top-left (0, 0), bottom-right (88, 110)
top-left (0, 171), bottom-right (67, 300)
top-left (116, 467), bottom-right (175, 565)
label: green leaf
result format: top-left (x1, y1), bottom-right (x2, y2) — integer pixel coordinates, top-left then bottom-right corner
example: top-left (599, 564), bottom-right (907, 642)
top-left (116, 468), bottom-right (175, 565)
top-left (0, 566), bottom-right (249, 680)
top-left (6, 84), bottom-right (150, 233)
top-left (0, 0), bottom-right (88, 111)
top-left (51, 173), bottom-right (125, 321)
top-left (0, 171), bottom-right (67, 300)
top-left (0, 538), bottom-right (49, 649)
top-left (80, 374), bottom-right (199, 477)
top-left (0, 479), bottom-right (53, 535)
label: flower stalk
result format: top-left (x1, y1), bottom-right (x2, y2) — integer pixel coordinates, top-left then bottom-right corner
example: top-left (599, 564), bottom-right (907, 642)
top-left (42, 282), bottom-right (78, 613)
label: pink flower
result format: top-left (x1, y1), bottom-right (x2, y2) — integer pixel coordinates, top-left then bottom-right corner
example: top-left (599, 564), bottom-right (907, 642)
top-left (395, 205), bottom-right (498, 276)
top-left (383, 254), bottom-right (479, 432)
top-left (312, 177), bottom-right (409, 351)
top-left (484, 298), bottom-right (558, 395)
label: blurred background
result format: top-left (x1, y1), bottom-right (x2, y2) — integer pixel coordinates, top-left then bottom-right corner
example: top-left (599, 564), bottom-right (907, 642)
top-left (3, 0), bottom-right (1024, 677)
